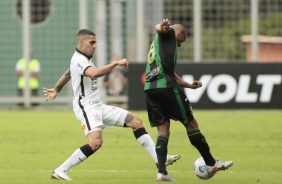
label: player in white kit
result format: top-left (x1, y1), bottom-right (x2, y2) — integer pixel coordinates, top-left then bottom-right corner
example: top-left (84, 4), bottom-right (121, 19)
top-left (43, 29), bottom-right (180, 180)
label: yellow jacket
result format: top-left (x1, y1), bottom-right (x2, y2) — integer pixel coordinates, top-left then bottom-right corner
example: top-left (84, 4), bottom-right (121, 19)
top-left (16, 58), bottom-right (40, 89)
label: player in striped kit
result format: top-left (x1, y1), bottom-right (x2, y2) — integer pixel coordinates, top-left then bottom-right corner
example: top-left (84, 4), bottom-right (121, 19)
top-left (144, 18), bottom-right (233, 181)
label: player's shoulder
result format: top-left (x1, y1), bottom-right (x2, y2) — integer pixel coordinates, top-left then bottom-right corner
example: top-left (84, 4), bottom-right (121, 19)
top-left (71, 50), bottom-right (88, 63)
top-left (73, 50), bottom-right (85, 59)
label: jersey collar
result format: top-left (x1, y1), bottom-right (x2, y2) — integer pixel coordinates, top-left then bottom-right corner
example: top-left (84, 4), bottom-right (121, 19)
top-left (75, 48), bottom-right (92, 60)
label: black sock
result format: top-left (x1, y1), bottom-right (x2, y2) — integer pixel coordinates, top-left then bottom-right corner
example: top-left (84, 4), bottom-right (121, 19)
top-left (156, 134), bottom-right (168, 175)
top-left (133, 127), bottom-right (148, 139)
top-left (187, 128), bottom-right (215, 166)
top-left (80, 144), bottom-right (94, 158)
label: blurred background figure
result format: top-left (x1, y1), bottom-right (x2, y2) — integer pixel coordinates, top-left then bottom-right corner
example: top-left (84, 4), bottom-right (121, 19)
top-left (103, 54), bottom-right (128, 96)
top-left (15, 49), bottom-right (41, 107)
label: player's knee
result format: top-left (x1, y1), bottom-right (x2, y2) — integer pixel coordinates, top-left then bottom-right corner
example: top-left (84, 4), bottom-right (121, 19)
top-left (131, 116), bottom-right (143, 129)
top-left (158, 129), bottom-right (170, 137)
top-left (126, 114), bottom-right (144, 129)
top-left (186, 118), bottom-right (199, 130)
top-left (88, 139), bottom-right (103, 151)
top-left (157, 121), bottom-right (170, 137)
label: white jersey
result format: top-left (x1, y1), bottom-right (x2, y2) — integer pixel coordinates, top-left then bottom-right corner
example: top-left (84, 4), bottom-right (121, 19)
top-left (69, 49), bottom-right (128, 136)
top-left (70, 49), bottom-right (102, 108)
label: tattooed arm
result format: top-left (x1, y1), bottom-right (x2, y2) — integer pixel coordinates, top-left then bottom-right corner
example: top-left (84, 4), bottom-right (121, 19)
top-left (43, 68), bottom-right (71, 101)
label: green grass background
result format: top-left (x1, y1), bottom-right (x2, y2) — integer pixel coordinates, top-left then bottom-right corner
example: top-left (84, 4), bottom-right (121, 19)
top-left (0, 110), bottom-right (281, 184)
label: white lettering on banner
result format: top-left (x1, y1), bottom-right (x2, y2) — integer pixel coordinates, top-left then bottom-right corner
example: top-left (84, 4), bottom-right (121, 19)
top-left (182, 74), bottom-right (282, 103)
top-left (207, 74), bottom-right (237, 103)
top-left (235, 75), bottom-right (257, 102)
top-left (182, 75), bottom-right (211, 102)
top-left (256, 75), bottom-right (282, 102)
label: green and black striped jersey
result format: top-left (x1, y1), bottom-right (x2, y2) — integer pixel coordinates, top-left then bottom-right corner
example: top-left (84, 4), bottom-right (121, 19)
top-left (144, 27), bottom-right (178, 91)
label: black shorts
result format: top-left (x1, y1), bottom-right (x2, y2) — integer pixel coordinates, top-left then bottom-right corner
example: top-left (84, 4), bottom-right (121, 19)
top-left (145, 87), bottom-right (194, 127)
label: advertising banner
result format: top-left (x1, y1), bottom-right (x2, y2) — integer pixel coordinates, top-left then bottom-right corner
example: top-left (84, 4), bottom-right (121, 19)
top-left (127, 63), bottom-right (282, 110)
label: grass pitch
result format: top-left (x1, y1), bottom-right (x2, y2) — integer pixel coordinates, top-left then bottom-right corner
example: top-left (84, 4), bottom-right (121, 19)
top-left (0, 110), bottom-right (281, 184)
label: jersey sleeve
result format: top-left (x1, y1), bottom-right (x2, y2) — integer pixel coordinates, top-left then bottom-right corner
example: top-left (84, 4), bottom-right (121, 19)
top-left (158, 26), bottom-right (175, 39)
top-left (76, 59), bottom-right (92, 76)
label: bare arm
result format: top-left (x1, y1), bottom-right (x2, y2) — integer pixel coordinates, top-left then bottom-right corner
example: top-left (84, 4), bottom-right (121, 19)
top-left (85, 59), bottom-right (128, 79)
top-left (43, 68), bottom-right (71, 101)
top-left (43, 58), bottom-right (128, 101)
top-left (175, 73), bottom-right (202, 89)
top-left (54, 68), bottom-right (71, 92)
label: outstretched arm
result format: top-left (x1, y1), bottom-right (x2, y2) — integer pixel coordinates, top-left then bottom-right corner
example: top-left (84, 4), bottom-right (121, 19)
top-left (84, 58), bottom-right (128, 79)
top-left (174, 73), bottom-right (202, 89)
top-left (43, 68), bottom-right (71, 101)
top-left (155, 18), bottom-right (171, 35)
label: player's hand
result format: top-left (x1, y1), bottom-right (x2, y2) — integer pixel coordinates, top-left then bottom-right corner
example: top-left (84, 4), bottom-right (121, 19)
top-left (191, 81), bottom-right (202, 89)
top-left (117, 58), bottom-right (128, 68)
top-left (42, 87), bottom-right (58, 101)
top-left (160, 18), bottom-right (170, 31)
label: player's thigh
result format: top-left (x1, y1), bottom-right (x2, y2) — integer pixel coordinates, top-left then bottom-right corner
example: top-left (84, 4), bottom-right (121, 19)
top-left (125, 113), bottom-right (143, 129)
top-left (102, 105), bottom-right (128, 127)
top-left (74, 103), bottom-right (105, 136)
top-left (165, 87), bottom-right (194, 124)
top-left (145, 89), bottom-right (167, 127)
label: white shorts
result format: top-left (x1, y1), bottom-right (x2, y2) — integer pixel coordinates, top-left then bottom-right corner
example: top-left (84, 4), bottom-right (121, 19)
top-left (73, 100), bottom-right (128, 136)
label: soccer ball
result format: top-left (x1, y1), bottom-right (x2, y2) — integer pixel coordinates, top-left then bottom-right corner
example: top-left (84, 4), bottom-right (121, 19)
top-left (193, 157), bottom-right (214, 180)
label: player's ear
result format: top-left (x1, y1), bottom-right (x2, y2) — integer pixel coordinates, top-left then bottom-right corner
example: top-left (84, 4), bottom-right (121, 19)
top-left (180, 29), bottom-right (185, 36)
top-left (78, 38), bottom-right (84, 46)
top-left (180, 29), bottom-right (186, 41)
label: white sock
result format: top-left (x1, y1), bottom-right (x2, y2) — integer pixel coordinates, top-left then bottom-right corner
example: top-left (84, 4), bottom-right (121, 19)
top-left (136, 134), bottom-right (158, 163)
top-left (55, 148), bottom-right (87, 172)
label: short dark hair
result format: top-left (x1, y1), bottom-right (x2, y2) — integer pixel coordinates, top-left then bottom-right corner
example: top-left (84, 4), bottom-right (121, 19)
top-left (76, 29), bottom-right (96, 37)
